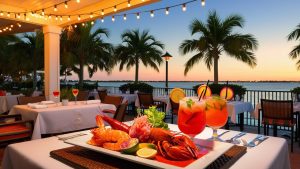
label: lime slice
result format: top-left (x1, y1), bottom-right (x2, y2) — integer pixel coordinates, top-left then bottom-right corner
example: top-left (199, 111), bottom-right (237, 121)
top-left (139, 143), bottom-right (157, 150)
top-left (120, 138), bottom-right (139, 154)
top-left (136, 148), bottom-right (157, 159)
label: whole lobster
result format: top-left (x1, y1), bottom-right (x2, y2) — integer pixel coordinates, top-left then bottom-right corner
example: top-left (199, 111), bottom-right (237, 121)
top-left (100, 115), bottom-right (198, 161)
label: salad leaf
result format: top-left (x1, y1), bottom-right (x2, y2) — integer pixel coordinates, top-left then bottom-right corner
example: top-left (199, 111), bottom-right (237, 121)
top-left (144, 106), bottom-right (169, 130)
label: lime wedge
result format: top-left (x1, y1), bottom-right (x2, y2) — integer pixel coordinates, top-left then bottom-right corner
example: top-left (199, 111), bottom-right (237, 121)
top-left (136, 148), bottom-right (157, 159)
top-left (120, 138), bottom-right (139, 154)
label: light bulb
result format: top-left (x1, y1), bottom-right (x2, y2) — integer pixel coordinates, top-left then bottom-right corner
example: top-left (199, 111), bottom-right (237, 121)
top-left (54, 5), bottom-right (57, 11)
top-left (82, 23), bottom-right (85, 26)
top-left (64, 2), bottom-right (68, 8)
top-left (182, 4), bottom-right (187, 11)
top-left (201, 0), bottom-right (205, 6)
top-left (78, 15), bottom-right (81, 20)
top-left (91, 21), bottom-right (94, 25)
top-left (17, 13), bottom-right (21, 18)
top-left (55, 16), bottom-right (58, 20)
top-left (165, 8), bottom-right (169, 15)
top-left (42, 9), bottom-right (45, 16)
top-left (90, 13), bottom-right (93, 18)
top-left (128, 0), bottom-right (131, 7)
top-left (7, 12), bottom-right (10, 17)
top-left (123, 14), bottom-right (127, 20)
top-left (76, 0), bottom-right (80, 3)
top-left (101, 18), bottom-right (104, 23)
top-left (60, 16), bottom-right (63, 21)
top-left (74, 24), bottom-right (77, 28)
top-left (68, 16), bottom-right (71, 20)
top-left (0, 12), bottom-right (3, 16)
top-left (101, 9), bottom-right (104, 15)
top-left (114, 6), bottom-right (117, 12)
top-left (112, 16), bottom-right (115, 22)
top-left (136, 13), bottom-right (140, 19)
top-left (150, 10), bottom-right (154, 17)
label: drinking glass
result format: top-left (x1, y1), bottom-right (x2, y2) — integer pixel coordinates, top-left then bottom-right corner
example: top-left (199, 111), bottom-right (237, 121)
top-left (53, 90), bottom-right (60, 106)
top-left (205, 96), bottom-right (228, 141)
top-left (178, 98), bottom-right (206, 139)
top-left (72, 88), bottom-right (79, 104)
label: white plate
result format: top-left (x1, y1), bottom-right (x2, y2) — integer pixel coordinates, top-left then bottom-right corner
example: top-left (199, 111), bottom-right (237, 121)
top-left (65, 133), bottom-right (233, 169)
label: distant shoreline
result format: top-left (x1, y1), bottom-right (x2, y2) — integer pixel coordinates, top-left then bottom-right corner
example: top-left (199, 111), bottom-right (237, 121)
top-left (69, 80), bottom-right (300, 83)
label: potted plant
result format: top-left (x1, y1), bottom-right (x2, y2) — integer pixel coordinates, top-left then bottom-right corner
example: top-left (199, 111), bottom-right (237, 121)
top-left (119, 82), bottom-right (153, 94)
top-left (60, 88), bottom-right (73, 106)
top-left (290, 87), bottom-right (300, 101)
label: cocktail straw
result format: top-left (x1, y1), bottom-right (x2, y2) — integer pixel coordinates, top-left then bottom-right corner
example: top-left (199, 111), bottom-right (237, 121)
top-left (199, 80), bottom-right (209, 101)
top-left (225, 81), bottom-right (229, 99)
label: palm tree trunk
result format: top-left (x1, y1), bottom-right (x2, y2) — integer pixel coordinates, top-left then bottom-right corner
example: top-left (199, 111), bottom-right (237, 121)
top-left (135, 57), bottom-right (139, 83)
top-left (79, 61), bottom-right (84, 89)
top-left (213, 56), bottom-right (218, 84)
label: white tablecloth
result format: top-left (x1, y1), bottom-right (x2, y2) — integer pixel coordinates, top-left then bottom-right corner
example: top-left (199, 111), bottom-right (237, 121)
top-left (0, 95), bottom-right (20, 113)
top-left (109, 93), bottom-right (137, 104)
top-left (252, 102), bottom-right (300, 119)
top-left (227, 101), bottom-right (254, 123)
top-left (2, 124), bottom-right (290, 169)
top-left (9, 101), bottom-right (116, 139)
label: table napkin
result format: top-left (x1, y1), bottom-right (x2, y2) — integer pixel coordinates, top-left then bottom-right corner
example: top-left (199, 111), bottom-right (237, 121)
top-left (86, 100), bottom-right (101, 105)
top-left (41, 101), bottom-right (55, 105)
top-left (28, 103), bottom-right (48, 109)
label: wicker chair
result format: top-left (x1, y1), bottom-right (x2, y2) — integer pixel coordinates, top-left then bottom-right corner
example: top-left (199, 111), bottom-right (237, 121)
top-left (98, 90), bottom-right (107, 101)
top-left (137, 93), bottom-right (164, 112)
top-left (102, 95), bottom-right (123, 114)
top-left (76, 91), bottom-right (89, 101)
top-left (261, 99), bottom-right (296, 152)
top-left (113, 103), bottom-right (128, 122)
top-left (17, 96), bottom-right (46, 105)
top-left (0, 114), bottom-right (34, 145)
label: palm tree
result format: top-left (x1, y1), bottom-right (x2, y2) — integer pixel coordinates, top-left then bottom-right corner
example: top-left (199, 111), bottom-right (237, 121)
top-left (61, 24), bottom-right (114, 88)
top-left (179, 11), bottom-right (258, 84)
top-left (115, 29), bottom-right (164, 82)
top-left (287, 23), bottom-right (300, 69)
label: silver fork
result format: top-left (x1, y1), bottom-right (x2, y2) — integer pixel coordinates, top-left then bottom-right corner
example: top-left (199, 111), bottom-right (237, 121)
top-left (242, 135), bottom-right (264, 147)
top-left (225, 132), bottom-right (246, 144)
top-left (58, 133), bottom-right (87, 141)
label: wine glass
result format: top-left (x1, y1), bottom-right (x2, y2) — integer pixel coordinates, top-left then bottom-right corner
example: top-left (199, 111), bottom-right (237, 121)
top-left (178, 97), bottom-right (206, 139)
top-left (205, 96), bottom-right (228, 141)
top-left (72, 88), bottom-right (79, 104)
top-left (53, 90), bottom-right (60, 106)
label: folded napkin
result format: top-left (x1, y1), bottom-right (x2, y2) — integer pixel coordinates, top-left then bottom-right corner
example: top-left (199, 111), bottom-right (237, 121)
top-left (41, 101), bottom-right (55, 105)
top-left (86, 100), bottom-right (101, 105)
top-left (28, 103), bottom-right (48, 109)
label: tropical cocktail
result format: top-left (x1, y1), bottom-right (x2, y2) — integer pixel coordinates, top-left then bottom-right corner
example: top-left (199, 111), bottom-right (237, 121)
top-left (205, 96), bottom-right (228, 140)
top-left (72, 88), bottom-right (79, 104)
top-left (53, 90), bottom-right (60, 106)
top-left (178, 98), bottom-right (206, 137)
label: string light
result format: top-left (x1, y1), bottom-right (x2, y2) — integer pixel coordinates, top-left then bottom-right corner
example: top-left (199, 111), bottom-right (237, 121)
top-left (91, 21), bottom-right (94, 25)
top-left (128, 0), bottom-right (131, 7)
top-left (165, 7), bottom-right (169, 15)
top-left (101, 9), bottom-right (104, 15)
top-left (0, 11), bottom-right (3, 16)
top-left (54, 5), bottom-right (57, 11)
top-left (55, 16), bottom-right (58, 20)
top-left (90, 13), bottom-right (93, 18)
top-left (64, 1), bottom-right (68, 8)
top-left (112, 16), bottom-right (115, 22)
top-left (42, 9), bottom-right (45, 16)
top-left (48, 15), bottom-right (52, 19)
top-left (82, 23), bottom-right (85, 26)
top-left (114, 6), bottom-right (117, 12)
top-left (18, 23), bottom-right (21, 27)
top-left (182, 4), bottom-right (187, 11)
top-left (17, 13), bottom-right (21, 18)
top-left (68, 16), bottom-right (71, 20)
top-left (7, 12), bottom-right (10, 17)
top-left (78, 15), bottom-right (81, 20)
top-left (136, 13), bottom-right (140, 19)
top-left (201, 0), bottom-right (205, 6)
top-left (74, 24), bottom-right (77, 28)
top-left (101, 17), bottom-right (104, 23)
top-left (76, 0), bottom-right (80, 3)
top-left (150, 10), bottom-right (154, 17)
top-left (60, 16), bottom-right (63, 21)
top-left (123, 14), bottom-right (127, 20)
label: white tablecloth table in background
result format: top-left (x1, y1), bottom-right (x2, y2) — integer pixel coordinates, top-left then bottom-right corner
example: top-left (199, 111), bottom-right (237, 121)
top-left (2, 124), bottom-right (290, 169)
top-left (109, 93), bottom-right (137, 104)
top-left (9, 101), bottom-right (116, 139)
top-left (227, 101), bottom-right (254, 123)
top-left (0, 95), bottom-right (21, 113)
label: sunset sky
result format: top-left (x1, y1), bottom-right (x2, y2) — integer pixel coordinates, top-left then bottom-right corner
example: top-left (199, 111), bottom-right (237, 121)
top-left (71, 0), bottom-right (300, 81)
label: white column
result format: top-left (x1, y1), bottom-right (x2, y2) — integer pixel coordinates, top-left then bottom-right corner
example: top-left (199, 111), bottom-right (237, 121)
top-left (43, 25), bottom-right (62, 102)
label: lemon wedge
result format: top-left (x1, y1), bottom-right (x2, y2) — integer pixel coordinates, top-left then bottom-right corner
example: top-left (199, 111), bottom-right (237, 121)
top-left (136, 148), bottom-right (157, 159)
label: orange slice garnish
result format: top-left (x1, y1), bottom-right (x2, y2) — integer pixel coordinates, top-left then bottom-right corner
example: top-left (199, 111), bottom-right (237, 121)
top-left (220, 87), bottom-right (234, 100)
top-left (197, 85), bottom-right (212, 98)
top-left (170, 88), bottom-right (186, 103)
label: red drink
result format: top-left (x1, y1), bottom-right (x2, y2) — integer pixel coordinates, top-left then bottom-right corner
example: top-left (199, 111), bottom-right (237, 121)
top-left (53, 90), bottom-right (60, 98)
top-left (178, 98), bottom-right (206, 137)
top-left (205, 96), bottom-right (228, 129)
top-left (72, 89), bottom-right (79, 97)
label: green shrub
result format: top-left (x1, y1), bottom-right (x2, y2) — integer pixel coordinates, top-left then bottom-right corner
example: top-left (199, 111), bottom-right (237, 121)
top-left (60, 88), bottom-right (74, 101)
top-left (119, 82), bottom-right (153, 94)
top-left (193, 83), bottom-right (246, 98)
top-left (290, 87), bottom-right (300, 94)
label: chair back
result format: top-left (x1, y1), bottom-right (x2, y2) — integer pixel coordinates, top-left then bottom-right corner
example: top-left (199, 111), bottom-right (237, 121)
top-left (103, 95), bottom-right (123, 108)
top-left (169, 98), bottom-right (179, 115)
top-left (17, 96), bottom-right (46, 105)
top-left (98, 90), bottom-right (107, 101)
top-left (137, 93), bottom-right (154, 108)
top-left (261, 99), bottom-right (293, 121)
top-left (113, 103), bottom-right (128, 122)
top-left (76, 91), bottom-right (89, 101)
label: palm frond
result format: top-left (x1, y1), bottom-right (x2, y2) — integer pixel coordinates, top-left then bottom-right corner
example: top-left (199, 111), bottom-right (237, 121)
top-left (184, 52), bottom-right (205, 75)
top-left (288, 24), bottom-right (300, 41)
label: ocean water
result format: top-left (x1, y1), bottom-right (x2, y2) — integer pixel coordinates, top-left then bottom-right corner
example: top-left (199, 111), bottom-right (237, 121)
top-left (97, 81), bottom-right (300, 91)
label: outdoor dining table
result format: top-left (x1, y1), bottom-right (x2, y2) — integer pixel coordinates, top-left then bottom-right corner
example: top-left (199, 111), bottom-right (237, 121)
top-left (252, 102), bottom-right (300, 134)
top-left (0, 95), bottom-right (21, 114)
top-left (8, 101), bottom-right (116, 139)
top-left (226, 101), bottom-right (254, 130)
top-left (2, 124), bottom-right (290, 169)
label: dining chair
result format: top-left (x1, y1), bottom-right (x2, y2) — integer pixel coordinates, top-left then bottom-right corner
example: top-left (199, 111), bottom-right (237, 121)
top-left (169, 98), bottom-right (179, 124)
top-left (102, 95), bottom-right (123, 114)
top-left (137, 92), bottom-right (164, 112)
top-left (261, 99), bottom-right (296, 152)
top-left (17, 96), bottom-right (46, 105)
top-left (0, 114), bottom-right (34, 145)
top-left (113, 103), bottom-right (128, 122)
top-left (76, 91), bottom-right (89, 101)
top-left (98, 89), bottom-right (107, 101)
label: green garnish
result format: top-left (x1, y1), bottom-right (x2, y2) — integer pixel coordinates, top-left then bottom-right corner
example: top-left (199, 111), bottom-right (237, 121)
top-left (186, 99), bottom-right (194, 108)
top-left (144, 106), bottom-right (169, 129)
